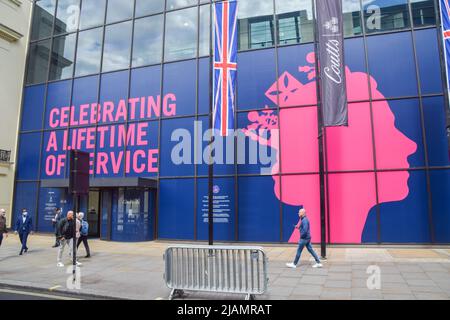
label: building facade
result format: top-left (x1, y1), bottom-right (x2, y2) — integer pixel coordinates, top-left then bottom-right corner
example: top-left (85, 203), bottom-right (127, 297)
top-left (14, 0), bottom-right (450, 244)
top-left (0, 0), bottom-right (32, 227)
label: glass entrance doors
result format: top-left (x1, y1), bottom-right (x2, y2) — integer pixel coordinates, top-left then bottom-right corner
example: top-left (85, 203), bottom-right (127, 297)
top-left (87, 190), bottom-right (100, 237)
top-left (98, 188), bottom-right (155, 242)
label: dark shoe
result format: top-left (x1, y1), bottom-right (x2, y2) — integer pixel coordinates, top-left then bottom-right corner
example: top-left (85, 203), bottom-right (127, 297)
top-left (24, 248), bottom-right (28, 253)
top-left (52, 244), bottom-right (59, 248)
top-left (19, 251), bottom-right (23, 255)
top-left (85, 255), bottom-right (91, 258)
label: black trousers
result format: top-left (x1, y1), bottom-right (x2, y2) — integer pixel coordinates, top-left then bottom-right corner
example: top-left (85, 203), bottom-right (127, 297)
top-left (76, 235), bottom-right (90, 256)
top-left (54, 233), bottom-right (60, 246)
top-left (0, 233), bottom-right (3, 247)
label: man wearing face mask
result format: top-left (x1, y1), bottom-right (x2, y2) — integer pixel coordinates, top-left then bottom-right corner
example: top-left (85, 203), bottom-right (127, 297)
top-left (0, 209), bottom-right (8, 247)
top-left (14, 208), bottom-right (33, 255)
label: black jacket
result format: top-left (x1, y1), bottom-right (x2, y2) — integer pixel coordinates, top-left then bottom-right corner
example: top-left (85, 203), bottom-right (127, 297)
top-left (57, 218), bottom-right (75, 239)
top-left (0, 216), bottom-right (7, 234)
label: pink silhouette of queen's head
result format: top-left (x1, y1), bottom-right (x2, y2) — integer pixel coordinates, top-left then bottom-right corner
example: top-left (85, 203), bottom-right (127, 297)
top-left (245, 52), bottom-right (417, 244)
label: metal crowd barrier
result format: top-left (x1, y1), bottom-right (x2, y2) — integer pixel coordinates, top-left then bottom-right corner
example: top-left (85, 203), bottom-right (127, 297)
top-left (163, 244), bottom-right (269, 300)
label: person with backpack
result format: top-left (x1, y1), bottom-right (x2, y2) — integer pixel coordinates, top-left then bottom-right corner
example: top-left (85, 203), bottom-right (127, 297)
top-left (56, 211), bottom-right (82, 267)
top-left (52, 208), bottom-right (63, 248)
top-left (76, 212), bottom-right (91, 258)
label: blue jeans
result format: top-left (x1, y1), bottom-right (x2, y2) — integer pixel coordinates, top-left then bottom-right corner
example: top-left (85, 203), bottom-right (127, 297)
top-left (293, 239), bottom-right (321, 265)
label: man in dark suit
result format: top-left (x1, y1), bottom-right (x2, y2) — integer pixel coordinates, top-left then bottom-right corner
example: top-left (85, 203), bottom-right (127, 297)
top-left (14, 208), bottom-right (33, 255)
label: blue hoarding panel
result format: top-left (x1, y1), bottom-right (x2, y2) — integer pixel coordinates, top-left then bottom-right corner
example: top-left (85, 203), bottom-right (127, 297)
top-left (196, 177), bottom-right (235, 241)
top-left (21, 85), bottom-right (45, 132)
top-left (158, 179), bottom-right (195, 240)
top-left (17, 132), bottom-right (42, 180)
top-left (238, 176), bottom-right (280, 242)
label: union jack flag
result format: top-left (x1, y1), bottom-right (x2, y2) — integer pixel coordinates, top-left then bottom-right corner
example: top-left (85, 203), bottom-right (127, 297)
top-left (439, 0), bottom-right (450, 91)
top-left (213, 0), bottom-right (237, 137)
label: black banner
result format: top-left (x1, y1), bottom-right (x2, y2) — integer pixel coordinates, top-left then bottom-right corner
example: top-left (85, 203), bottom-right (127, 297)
top-left (316, 0), bottom-right (348, 127)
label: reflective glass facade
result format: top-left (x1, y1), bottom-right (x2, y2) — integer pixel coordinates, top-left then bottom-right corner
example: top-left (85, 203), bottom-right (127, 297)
top-left (16, 0), bottom-right (450, 243)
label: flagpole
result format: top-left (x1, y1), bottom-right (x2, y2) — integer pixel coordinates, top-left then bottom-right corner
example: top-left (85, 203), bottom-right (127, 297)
top-left (312, 0), bottom-right (327, 259)
top-left (208, 0), bottom-right (215, 246)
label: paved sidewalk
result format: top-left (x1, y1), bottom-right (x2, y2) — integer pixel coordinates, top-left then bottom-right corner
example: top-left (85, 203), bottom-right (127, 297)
top-left (0, 234), bottom-right (450, 300)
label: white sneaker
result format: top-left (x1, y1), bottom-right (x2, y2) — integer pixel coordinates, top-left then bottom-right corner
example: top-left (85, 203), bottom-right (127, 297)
top-left (57, 262), bottom-right (64, 267)
top-left (312, 263), bottom-right (323, 268)
top-left (76, 261), bottom-right (82, 266)
top-left (286, 262), bottom-right (297, 269)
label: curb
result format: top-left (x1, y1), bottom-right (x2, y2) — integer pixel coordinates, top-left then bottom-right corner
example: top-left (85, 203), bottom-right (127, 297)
top-left (0, 281), bottom-right (126, 300)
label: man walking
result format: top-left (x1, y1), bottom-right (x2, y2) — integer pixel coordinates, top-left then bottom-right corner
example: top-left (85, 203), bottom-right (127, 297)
top-left (14, 208), bottom-right (33, 255)
top-left (56, 211), bottom-right (82, 267)
top-left (76, 212), bottom-right (91, 258)
top-left (52, 208), bottom-right (63, 248)
top-left (0, 209), bottom-right (8, 247)
top-left (286, 208), bottom-right (323, 268)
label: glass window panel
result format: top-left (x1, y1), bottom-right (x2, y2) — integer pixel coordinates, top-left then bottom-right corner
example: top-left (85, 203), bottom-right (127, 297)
top-left (415, 29), bottom-right (443, 95)
top-left (106, 0), bottom-right (134, 23)
top-left (166, 0), bottom-right (197, 11)
top-left (238, 176), bottom-right (280, 242)
top-left (362, 0), bottom-right (410, 34)
top-left (196, 177), bottom-right (235, 241)
top-left (163, 60), bottom-right (197, 117)
top-left (17, 133), bottom-right (42, 180)
top-left (280, 174), bottom-right (320, 242)
top-left (326, 103), bottom-right (375, 172)
top-left (54, 0), bottom-right (80, 35)
top-left (423, 97), bottom-right (450, 167)
top-left (71, 75), bottom-right (100, 128)
top-left (373, 99), bottom-right (425, 170)
top-left (129, 65), bottom-right (162, 121)
top-left (367, 32), bottom-right (418, 97)
top-left (344, 37), bottom-right (369, 101)
top-left (132, 15), bottom-right (164, 67)
top-left (75, 27), bottom-right (103, 77)
top-left (99, 70), bottom-right (129, 125)
top-left (279, 107), bottom-right (319, 173)
top-left (164, 7), bottom-right (198, 62)
top-left (276, 44), bottom-right (317, 106)
top-left (158, 179), bottom-right (195, 240)
top-left (102, 21), bottom-right (132, 72)
top-left (237, 48), bottom-right (277, 110)
top-left (160, 117), bottom-right (196, 176)
top-left (199, 4), bottom-right (211, 57)
top-left (235, 109), bottom-right (280, 176)
top-left (430, 170), bottom-right (450, 243)
top-left (410, 0), bottom-right (436, 27)
top-left (275, 0), bottom-right (314, 45)
top-left (198, 58), bottom-right (210, 114)
top-left (79, 0), bottom-right (106, 29)
top-left (343, 0), bottom-right (362, 37)
top-left (378, 170), bottom-right (431, 243)
top-left (49, 33), bottom-right (76, 81)
top-left (238, 0), bottom-right (275, 50)
top-left (26, 39), bottom-right (51, 85)
top-left (44, 80), bottom-right (72, 130)
top-left (21, 85), bottom-right (46, 132)
top-left (31, 0), bottom-right (56, 40)
top-left (135, 0), bottom-right (165, 17)
top-left (328, 172), bottom-right (377, 243)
